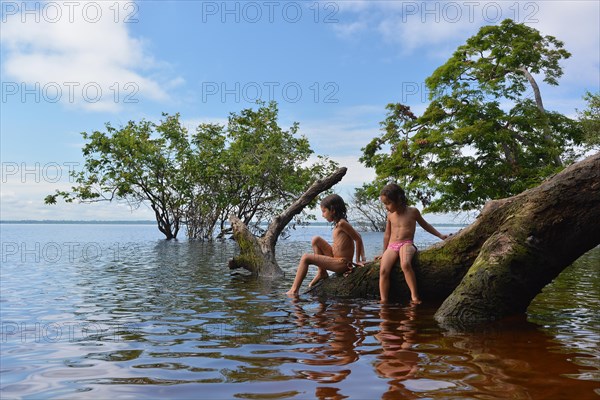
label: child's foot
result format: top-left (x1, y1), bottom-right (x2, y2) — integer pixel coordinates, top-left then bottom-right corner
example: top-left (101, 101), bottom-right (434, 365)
top-left (410, 298), bottom-right (422, 305)
top-left (286, 289), bottom-right (299, 296)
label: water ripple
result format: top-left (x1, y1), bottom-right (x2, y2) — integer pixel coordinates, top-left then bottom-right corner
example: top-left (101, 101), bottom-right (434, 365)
top-left (1, 224), bottom-right (598, 399)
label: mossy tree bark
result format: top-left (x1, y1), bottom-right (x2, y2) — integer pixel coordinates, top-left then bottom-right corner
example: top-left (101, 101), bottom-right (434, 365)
top-left (309, 152), bottom-right (600, 327)
top-left (228, 167), bottom-right (348, 277)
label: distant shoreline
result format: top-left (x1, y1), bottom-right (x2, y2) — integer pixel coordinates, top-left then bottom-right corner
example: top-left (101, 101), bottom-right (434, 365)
top-left (0, 220), bottom-right (467, 227)
top-left (0, 220), bottom-right (157, 225)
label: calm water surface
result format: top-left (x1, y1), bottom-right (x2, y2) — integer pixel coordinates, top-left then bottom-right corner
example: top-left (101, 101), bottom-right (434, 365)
top-left (1, 223), bottom-right (599, 399)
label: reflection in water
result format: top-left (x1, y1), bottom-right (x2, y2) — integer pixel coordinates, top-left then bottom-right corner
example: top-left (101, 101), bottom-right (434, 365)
top-left (1, 224), bottom-right (599, 399)
top-left (438, 316), bottom-right (600, 399)
top-left (289, 299), bottom-right (358, 386)
top-left (375, 305), bottom-right (420, 398)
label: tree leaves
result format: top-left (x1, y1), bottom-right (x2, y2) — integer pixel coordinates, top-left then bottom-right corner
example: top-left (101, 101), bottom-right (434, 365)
top-left (46, 102), bottom-right (336, 240)
top-left (359, 19), bottom-right (584, 214)
top-left (188, 101), bottom-right (337, 239)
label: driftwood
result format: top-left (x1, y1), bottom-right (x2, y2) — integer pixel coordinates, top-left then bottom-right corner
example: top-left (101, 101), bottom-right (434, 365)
top-left (228, 167), bottom-right (348, 276)
top-left (308, 152), bottom-right (600, 328)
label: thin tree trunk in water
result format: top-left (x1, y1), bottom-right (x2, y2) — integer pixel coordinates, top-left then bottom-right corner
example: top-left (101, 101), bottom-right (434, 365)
top-left (228, 167), bottom-right (348, 277)
top-left (309, 152), bottom-right (600, 329)
top-left (153, 205), bottom-right (175, 240)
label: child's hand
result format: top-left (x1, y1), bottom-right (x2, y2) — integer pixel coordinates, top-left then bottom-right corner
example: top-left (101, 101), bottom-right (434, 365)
top-left (374, 254), bottom-right (383, 261)
top-left (440, 233), bottom-right (452, 240)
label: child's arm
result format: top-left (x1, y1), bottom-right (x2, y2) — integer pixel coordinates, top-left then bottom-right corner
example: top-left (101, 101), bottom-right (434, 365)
top-left (338, 220), bottom-right (366, 264)
top-left (383, 216), bottom-right (391, 251)
top-left (415, 209), bottom-right (449, 240)
top-left (355, 235), bottom-right (366, 265)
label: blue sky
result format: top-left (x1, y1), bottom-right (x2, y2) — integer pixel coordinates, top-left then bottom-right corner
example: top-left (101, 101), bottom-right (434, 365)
top-left (1, 0), bottom-right (598, 221)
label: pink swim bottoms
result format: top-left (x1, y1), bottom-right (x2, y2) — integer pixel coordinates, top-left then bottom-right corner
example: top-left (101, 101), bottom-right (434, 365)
top-left (387, 240), bottom-right (414, 252)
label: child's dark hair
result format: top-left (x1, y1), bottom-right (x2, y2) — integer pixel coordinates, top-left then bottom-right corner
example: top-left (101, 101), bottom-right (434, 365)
top-left (380, 183), bottom-right (408, 208)
top-left (320, 194), bottom-right (347, 222)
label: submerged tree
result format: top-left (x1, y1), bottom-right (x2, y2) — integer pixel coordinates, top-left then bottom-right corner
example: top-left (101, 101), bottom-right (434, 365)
top-left (186, 101), bottom-right (338, 239)
top-left (46, 102), bottom-right (336, 240)
top-left (360, 19), bottom-right (584, 213)
top-left (45, 114), bottom-right (191, 240)
top-left (348, 186), bottom-right (387, 232)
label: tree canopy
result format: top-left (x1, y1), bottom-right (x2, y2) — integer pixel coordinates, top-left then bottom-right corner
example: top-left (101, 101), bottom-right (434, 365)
top-left (188, 101), bottom-right (337, 239)
top-left (45, 114), bottom-right (191, 239)
top-left (360, 19), bottom-right (585, 213)
top-left (46, 102), bottom-right (336, 239)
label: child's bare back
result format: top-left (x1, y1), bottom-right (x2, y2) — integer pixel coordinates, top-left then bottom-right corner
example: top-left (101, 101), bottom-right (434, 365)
top-left (332, 223), bottom-right (354, 261)
top-left (286, 194), bottom-right (365, 296)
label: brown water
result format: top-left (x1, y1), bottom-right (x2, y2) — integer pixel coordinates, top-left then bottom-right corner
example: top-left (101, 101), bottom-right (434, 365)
top-left (1, 224), bottom-right (598, 399)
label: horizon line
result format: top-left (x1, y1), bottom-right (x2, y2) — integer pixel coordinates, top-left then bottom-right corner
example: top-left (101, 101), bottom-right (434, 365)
top-left (0, 220), bottom-right (468, 227)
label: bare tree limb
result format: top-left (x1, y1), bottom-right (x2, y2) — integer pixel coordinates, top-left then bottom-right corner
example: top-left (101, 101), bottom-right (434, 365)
top-left (229, 167), bottom-right (348, 276)
top-left (263, 167), bottom-right (348, 248)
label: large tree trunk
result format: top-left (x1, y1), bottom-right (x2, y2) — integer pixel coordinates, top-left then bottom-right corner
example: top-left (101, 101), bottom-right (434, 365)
top-left (228, 167), bottom-right (348, 277)
top-left (309, 152), bottom-right (600, 327)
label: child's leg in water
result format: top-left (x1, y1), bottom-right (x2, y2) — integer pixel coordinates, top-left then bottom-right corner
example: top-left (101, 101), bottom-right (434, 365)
top-left (399, 244), bottom-right (419, 304)
top-left (286, 253), bottom-right (349, 295)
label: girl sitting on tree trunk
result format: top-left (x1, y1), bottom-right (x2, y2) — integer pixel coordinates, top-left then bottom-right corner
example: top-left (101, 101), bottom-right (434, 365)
top-left (378, 183), bottom-right (449, 304)
top-left (286, 194), bottom-right (365, 295)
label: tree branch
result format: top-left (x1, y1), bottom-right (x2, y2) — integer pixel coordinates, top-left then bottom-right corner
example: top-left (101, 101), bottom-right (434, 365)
top-left (263, 167), bottom-right (347, 248)
top-left (228, 167), bottom-right (348, 276)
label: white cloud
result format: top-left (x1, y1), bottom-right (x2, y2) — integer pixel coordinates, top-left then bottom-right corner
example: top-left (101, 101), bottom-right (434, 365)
top-left (530, 1), bottom-right (600, 87)
top-left (377, 11), bottom-right (471, 54)
top-left (0, 163), bottom-right (156, 220)
top-left (329, 155), bottom-right (376, 185)
top-left (335, 1), bottom-right (490, 54)
top-left (305, 153), bottom-right (375, 186)
top-left (335, 0), bottom-right (372, 14)
top-left (1, 1), bottom-right (178, 112)
top-left (294, 105), bottom-right (384, 158)
top-left (336, 0), bottom-right (598, 85)
top-left (0, 162), bottom-right (157, 221)
top-left (332, 20), bottom-right (369, 38)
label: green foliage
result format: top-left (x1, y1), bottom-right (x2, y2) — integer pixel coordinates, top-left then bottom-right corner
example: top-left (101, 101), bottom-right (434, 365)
top-left (189, 101), bottom-right (337, 238)
top-left (360, 19), bottom-right (584, 213)
top-left (426, 19), bottom-right (571, 101)
top-left (577, 91), bottom-right (600, 149)
top-left (46, 102), bottom-right (336, 240)
top-left (45, 114), bottom-right (191, 239)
